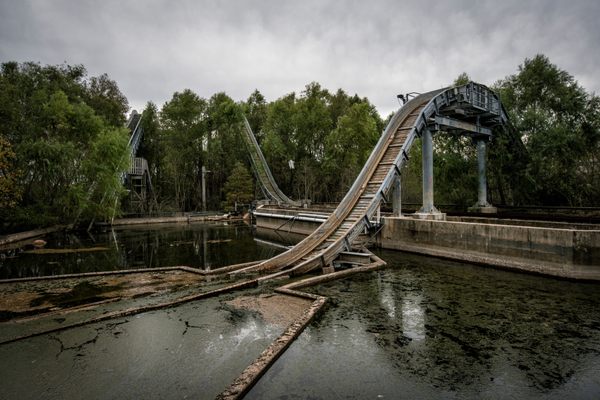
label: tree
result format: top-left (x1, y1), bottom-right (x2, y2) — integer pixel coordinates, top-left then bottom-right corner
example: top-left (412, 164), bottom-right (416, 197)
top-left (0, 62), bottom-right (130, 229)
top-left (0, 135), bottom-right (21, 209)
top-left (495, 54), bottom-right (600, 205)
top-left (137, 102), bottom-right (162, 201)
top-left (84, 73), bottom-right (129, 127)
top-left (79, 126), bottom-right (130, 221)
top-left (324, 102), bottom-right (380, 199)
top-left (262, 93), bottom-right (298, 197)
top-left (243, 90), bottom-right (268, 142)
top-left (223, 162), bottom-right (254, 211)
top-left (205, 92), bottom-right (245, 210)
top-left (454, 72), bottom-right (471, 86)
top-left (159, 89), bottom-right (207, 211)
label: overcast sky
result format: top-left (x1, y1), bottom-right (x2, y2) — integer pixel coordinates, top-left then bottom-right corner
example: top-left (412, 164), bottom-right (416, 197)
top-left (1, 0), bottom-right (599, 117)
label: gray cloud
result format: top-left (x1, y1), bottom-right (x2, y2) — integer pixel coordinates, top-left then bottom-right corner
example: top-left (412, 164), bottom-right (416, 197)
top-left (1, 0), bottom-right (599, 117)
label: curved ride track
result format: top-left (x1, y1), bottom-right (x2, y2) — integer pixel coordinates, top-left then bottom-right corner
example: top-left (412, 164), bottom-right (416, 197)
top-left (241, 116), bottom-right (302, 207)
top-left (126, 111), bottom-right (143, 158)
top-left (238, 83), bottom-right (508, 277)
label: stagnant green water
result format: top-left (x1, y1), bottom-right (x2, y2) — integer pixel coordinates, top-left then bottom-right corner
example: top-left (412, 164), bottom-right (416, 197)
top-left (1, 224), bottom-right (599, 398)
top-left (248, 250), bottom-right (600, 399)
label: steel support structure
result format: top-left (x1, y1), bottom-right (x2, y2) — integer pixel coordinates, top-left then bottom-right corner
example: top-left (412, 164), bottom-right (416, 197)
top-left (392, 175), bottom-right (401, 217)
top-left (469, 137), bottom-right (497, 213)
top-left (420, 128), bottom-right (435, 213)
top-left (477, 139), bottom-right (488, 206)
top-left (235, 82), bottom-right (509, 277)
top-left (416, 128), bottom-right (444, 219)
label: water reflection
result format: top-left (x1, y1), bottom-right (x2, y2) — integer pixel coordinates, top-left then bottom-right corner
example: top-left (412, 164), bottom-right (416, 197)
top-left (248, 251), bottom-right (600, 399)
top-left (0, 223), bottom-right (283, 279)
top-left (401, 294), bottom-right (425, 341)
top-left (378, 278), bottom-right (396, 319)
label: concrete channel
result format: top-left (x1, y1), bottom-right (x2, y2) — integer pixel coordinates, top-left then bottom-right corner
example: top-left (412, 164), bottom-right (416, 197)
top-left (254, 206), bottom-right (600, 280)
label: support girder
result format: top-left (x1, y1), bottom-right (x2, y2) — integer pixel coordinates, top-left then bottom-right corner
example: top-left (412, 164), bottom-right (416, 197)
top-left (432, 116), bottom-right (492, 137)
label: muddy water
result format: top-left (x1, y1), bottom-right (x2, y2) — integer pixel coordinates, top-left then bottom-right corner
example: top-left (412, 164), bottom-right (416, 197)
top-left (247, 251), bottom-right (600, 399)
top-left (0, 223), bottom-right (282, 279)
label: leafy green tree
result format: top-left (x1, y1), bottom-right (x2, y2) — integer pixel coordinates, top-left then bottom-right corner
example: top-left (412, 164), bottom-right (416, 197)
top-left (328, 88), bottom-right (351, 126)
top-left (84, 73), bottom-right (129, 126)
top-left (294, 82), bottom-right (332, 162)
top-left (79, 127), bottom-right (130, 221)
top-left (324, 102), bottom-right (380, 199)
top-left (292, 83), bottom-right (332, 201)
top-left (243, 90), bottom-right (268, 143)
top-left (495, 54), bottom-right (600, 205)
top-left (433, 135), bottom-right (477, 206)
top-left (137, 102), bottom-right (162, 202)
top-left (0, 135), bottom-right (21, 210)
top-left (205, 92), bottom-right (245, 210)
top-left (262, 93), bottom-right (298, 196)
top-left (454, 72), bottom-right (471, 86)
top-left (159, 89), bottom-right (207, 211)
top-left (223, 162), bottom-right (254, 211)
top-left (0, 62), bottom-right (130, 228)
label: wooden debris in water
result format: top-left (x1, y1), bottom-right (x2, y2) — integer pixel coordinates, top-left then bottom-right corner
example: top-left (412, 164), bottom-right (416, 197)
top-left (23, 247), bottom-right (110, 254)
top-left (207, 239), bottom-right (232, 244)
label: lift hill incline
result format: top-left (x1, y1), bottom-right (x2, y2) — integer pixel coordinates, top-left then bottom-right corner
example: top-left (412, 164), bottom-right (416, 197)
top-left (239, 83), bottom-right (509, 276)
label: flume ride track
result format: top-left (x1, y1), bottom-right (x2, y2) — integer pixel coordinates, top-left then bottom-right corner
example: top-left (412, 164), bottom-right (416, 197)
top-left (238, 83), bottom-right (508, 277)
top-left (241, 116), bottom-right (302, 207)
top-left (126, 111), bottom-right (143, 158)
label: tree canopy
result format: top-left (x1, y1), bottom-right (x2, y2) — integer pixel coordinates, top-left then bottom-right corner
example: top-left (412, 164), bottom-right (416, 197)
top-left (0, 62), bottom-right (129, 229)
top-left (1, 55), bottom-right (598, 232)
top-left (494, 54), bottom-right (600, 205)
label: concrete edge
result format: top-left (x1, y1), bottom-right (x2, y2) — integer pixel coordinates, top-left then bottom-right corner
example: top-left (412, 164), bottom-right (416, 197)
top-left (0, 225), bottom-right (71, 247)
top-left (215, 295), bottom-right (327, 400)
top-left (107, 215), bottom-right (234, 226)
top-left (216, 258), bottom-right (387, 399)
top-left (0, 260), bottom-right (264, 284)
top-left (389, 242), bottom-right (600, 281)
top-left (384, 216), bottom-right (600, 234)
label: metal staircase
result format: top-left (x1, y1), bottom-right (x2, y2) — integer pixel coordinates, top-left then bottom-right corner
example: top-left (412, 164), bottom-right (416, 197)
top-left (124, 111), bottom-right (154, 212)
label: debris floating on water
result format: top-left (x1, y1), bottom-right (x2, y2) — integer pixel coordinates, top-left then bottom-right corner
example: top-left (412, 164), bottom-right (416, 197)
top-left (23, 247), bottom-right (110, 255)
top-left (32, 239), bottom-right (47, 248)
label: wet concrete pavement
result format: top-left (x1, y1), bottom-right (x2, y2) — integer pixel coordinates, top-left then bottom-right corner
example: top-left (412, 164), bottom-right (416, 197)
top-left (246, 251), bottom-right (600, 399)
top-left (0, 270), bottom-right (255, 344)
top-left (0, 288), bottom-right (311, 399)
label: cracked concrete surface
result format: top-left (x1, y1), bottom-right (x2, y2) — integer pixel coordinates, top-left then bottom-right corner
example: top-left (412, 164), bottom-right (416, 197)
top-left (0, 286), bottom-right (313, 400)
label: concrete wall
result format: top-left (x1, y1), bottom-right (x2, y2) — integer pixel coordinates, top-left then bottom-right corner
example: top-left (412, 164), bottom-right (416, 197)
top-left (448, 216), bottom-right (599, 230)
top-left (379, 217), bottom-right (600, 280)
top-left (253, 208), bottom-right (600, 280)
top-left (254, 214), bottom-right (320, 236)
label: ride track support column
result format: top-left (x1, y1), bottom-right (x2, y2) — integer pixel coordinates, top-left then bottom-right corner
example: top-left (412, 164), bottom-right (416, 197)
top-left (477, 138), bottom-right (487, 205)
top-left (421, 127), bottom-right (434, 213)
top-left (415, 128), bottom-right (445, 220)
top-left (469, 138), bottom-right (497, 214)
top-left (392, 175), bottom-right (402, 217)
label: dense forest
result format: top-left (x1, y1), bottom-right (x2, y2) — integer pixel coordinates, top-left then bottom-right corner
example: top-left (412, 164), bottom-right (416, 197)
top-left (1, 55), bottom-right (599, 231)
